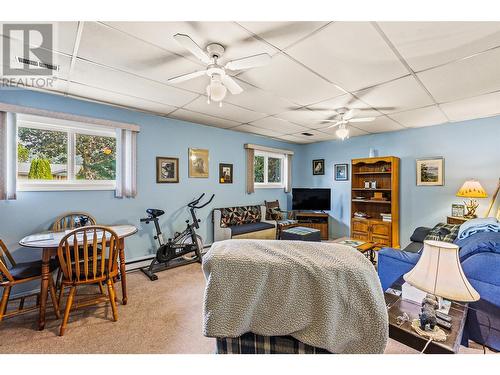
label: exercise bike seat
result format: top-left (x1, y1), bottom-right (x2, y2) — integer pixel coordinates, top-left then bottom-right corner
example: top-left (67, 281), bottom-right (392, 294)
top-left (146, 208), bottom-right (165, 218)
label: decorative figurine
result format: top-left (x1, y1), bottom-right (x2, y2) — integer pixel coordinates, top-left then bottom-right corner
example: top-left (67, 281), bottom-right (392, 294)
top-left (419, 294), bottom-right (438, 331)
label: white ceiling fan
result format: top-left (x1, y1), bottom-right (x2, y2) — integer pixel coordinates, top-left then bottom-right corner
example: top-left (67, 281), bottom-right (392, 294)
top-left (168, 33), bottom-right (272, 107)
top-left (323, 107), bottom-right (375, 140)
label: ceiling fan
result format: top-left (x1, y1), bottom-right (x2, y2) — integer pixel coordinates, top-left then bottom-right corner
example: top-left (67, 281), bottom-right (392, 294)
top-left (323, 108), bottom-right (376, 140)
top-left (168, 33), bottom-right (272, 106)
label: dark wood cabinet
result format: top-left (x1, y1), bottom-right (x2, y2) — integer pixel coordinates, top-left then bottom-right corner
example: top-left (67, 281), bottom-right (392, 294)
top-left (294, 212), bottom-right (329, 240)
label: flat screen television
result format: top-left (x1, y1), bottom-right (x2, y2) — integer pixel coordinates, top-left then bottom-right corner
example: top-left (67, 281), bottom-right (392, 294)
top-left (292, 188), bottom-right (331, 211)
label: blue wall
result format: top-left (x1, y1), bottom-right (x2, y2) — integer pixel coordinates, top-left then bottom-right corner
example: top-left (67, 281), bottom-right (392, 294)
top-left (294, 117), bottom-right (500, 246)
top-left (1, 87), bottom-right (499, 266)
top-left (0, 88), bottom-right (301, 265)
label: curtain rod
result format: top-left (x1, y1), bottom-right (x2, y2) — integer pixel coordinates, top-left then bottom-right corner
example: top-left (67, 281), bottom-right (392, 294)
top-left (244, 143), bottom-right (294, 155)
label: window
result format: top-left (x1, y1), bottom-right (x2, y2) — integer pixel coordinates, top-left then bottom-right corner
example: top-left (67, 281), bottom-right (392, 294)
top-left (254, 151), bottom-right (286, 188)
top-left (17, 114), bottom-right (117, 191)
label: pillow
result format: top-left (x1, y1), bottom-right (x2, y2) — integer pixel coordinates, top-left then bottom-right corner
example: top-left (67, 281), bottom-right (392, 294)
top-left (409, 227), bottom-right (432, 243)
top-left (266, 207), bottom-right (283, 221)
top-left (425, 223), bottom-right (461, 243)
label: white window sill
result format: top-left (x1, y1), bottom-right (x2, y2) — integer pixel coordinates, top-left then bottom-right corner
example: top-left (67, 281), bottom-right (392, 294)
top-left (17, 182), bottom-right (116, 192)
top-left (255, 184), bottom-right (285, 189)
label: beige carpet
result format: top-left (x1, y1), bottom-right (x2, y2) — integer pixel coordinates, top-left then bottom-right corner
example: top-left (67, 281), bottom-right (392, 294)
top-left (0, 263), bottom-right (493, 354)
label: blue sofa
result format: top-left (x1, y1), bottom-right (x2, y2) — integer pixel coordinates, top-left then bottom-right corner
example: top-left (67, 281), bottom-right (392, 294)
top-left (378, 231), bottom-right (500, 351)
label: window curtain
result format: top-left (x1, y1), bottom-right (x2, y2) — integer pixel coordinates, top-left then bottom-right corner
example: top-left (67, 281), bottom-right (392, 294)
top-left (285, 153), bottom-right (292, 193)
top-left (0, 111), bottom-right (17, 200)
top-left (246, 147), bottom-right (255, 194)
top-left (115, 128), bottom-right (137, 198)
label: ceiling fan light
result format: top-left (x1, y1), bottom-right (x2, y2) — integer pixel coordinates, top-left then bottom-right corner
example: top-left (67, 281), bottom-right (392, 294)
top-left (207, 75), bottom-right (227, 102)
top-left (336, 126), bottom-right (349, 140)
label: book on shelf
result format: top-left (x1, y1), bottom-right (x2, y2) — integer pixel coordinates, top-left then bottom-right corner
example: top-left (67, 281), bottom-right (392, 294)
top-left (380, 213), bottom-right (392, 222)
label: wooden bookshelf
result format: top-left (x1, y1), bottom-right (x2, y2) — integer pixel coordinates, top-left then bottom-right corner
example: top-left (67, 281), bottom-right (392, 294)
top-left (350, 156), bottom-right (400, 248)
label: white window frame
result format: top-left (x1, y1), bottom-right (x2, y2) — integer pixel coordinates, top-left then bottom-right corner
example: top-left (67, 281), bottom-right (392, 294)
top-left (16, 115), bottom-right (117, 192)
top-left (254, 150), bottom-right (287, 189)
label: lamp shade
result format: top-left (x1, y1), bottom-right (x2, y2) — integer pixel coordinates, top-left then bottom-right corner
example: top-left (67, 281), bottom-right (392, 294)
top-left (456, 179), bottom-right (488, 198)
top-left (403, 240), bottom-right (480, 302)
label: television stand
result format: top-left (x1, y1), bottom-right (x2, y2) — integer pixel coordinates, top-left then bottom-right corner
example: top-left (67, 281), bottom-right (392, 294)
top-left (294, 212), bottom-right (329, 240)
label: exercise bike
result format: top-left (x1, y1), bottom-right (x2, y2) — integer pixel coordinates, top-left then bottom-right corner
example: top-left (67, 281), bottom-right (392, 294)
top-left (139, 193), bottom-right (215, 281)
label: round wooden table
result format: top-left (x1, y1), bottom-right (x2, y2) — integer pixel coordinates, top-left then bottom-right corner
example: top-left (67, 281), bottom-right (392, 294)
top-left (19, 224), bottom-right (137, 330)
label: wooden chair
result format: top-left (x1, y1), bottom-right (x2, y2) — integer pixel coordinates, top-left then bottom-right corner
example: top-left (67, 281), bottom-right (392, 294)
top-left (52, 211), bottom-right (97, 232)
top-left (57, 226), bottom-right (120, 336)
top-left (52, 212), bottom-right (97, 292)
top-left (0, 239), bottom-right (60, 322)
top-left (264, 200), bottom-right (298, 239)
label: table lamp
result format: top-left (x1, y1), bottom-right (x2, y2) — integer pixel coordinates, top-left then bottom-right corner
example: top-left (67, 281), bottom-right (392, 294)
top-left (404, 240), bottom-right (480, 304)
top-left (403, 240), bottom-right (480, 339)
top-left (456, 179), bottom-right (488, 218)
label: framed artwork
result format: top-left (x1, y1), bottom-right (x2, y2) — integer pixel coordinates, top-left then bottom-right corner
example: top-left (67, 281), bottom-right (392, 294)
top-left (416, 157), bottom-right (444, 186)
top-left (313, 159), bottom-right (325, 175)
top-left (156, 157), bottom-right (179, 183)
top-left (219, 163), bottom-right (233, 184)
top-left (188, 148), bottom-right (209, 178)
top-left (451, 204), bottom-right (465, 217)
top-left (334, 163), bottom-right (349, 181)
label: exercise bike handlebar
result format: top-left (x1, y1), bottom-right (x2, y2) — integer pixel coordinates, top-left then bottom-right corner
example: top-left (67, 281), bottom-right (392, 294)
top-left (188, 193), bottom-right (215, 209)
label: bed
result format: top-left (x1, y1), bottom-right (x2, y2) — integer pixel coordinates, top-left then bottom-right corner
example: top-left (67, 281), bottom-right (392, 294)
top-left (202, 239), bottom-right (388, 354)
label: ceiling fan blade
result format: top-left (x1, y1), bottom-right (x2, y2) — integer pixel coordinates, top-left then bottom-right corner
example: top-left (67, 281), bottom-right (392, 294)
top-left (173, 33), bottom-right (211, 64)
top-left (222, 75), bottom-right (243, 95)
top-left (168, 70), bottom-right (206, 84)
top-left (348, 117), bottom-right (376, 123)
top-left (327, 122), bottom-right (342, 128)
top-left (343, 109), bottom-right (355, 120)
top-left (225, 53), bottom-right (271, 71)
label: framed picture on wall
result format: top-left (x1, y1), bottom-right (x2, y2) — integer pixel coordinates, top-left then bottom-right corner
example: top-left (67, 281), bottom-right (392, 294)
top-left (313, 159), bottom-right (325, 175)
top-left (156, 157), bottom-right (179, 183)
top-left (416, 157), bottom-right (444, 186)
top-left (188, 148), bottom-right (209, 178)
top-left (219, 163), bottom-right (233, 184)
top-left (334, 164), bottom-right (349, 181)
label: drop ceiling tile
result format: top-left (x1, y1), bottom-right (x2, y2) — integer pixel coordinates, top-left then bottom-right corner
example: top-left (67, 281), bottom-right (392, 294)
top-left (222, 79), bottom-right (296, 115)
top-left (238, 54), bottom-right (344, 106)
top-left (354, 76), bottom-right (434, 114)
top-left (1, 36), bottom-right (72, 80)
top-left (351, 116), bottom-right (405, 133)
top-left (78, 22), bottom-right (203, 87)
top-left (0, 22), bottom-right (79, 56)
top-left (183, 95), bottom-right (267, 123)
top-left (231, 124), bottom-right (282, 137)
top-left (274, 107), bottom-right (333, 128)
top-left (285, 22), bottom-right (408, 92)
top-left (308, 93), bottom-right (385, 119)
top-left (71, 59), bottom-right (198, 107)
top-left (275, 134), bottom-right (312, 144)
top-left (417, 47), bottom-right (500, 103)
top-left (168, 108), bottom-right (239, 129)
top-left (388, 105), bottom-right (448, 128)
top-left (102, 22), bottom-right (279, 66)
top-left (249, 116), bottom-right (309, 134)
top-left (236, 22), bottom-right (329, 50)
top-left (67, 82), bottom-right (177, 115)
top-left (378, 22), bottom-right (500, 72)
top-left (440, 91), bottom-right (500, 122)
top-left (290, 129), bottom-right (332, 140)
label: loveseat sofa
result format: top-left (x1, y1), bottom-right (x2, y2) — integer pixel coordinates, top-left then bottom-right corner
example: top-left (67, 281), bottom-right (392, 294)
top-left (378, 230), bottom-right (500, 351)
top-left (213, 205), bottom-right (276, 242)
